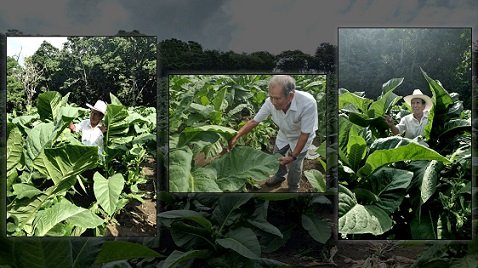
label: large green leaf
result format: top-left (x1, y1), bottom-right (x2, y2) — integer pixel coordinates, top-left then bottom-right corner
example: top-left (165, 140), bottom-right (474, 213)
top-left (303, 170), bottom-right (326, 192)
top-left (105, 104), bottom-right (129, 138)
top-left (368, 78), bottom-right (403, 117)
top-left (346, 127), bottom-right (367, 172)
top-left (178, 125), bottom-right (236, 147)
top-left (158, 210), bottom-right (212, 231)
top-left (33, 145), bottom-right (99, 185)
top-left (339, 90), bottom-right (372, 113)
top-left (366, 167), bottom-right (413, 214)
top-left (162, 250), bottom-right (209, 268)
top-left (94, 241), bottom-right (163, 264)
top-left (191, 167), bottom-right (222, 192)
top-left (25, 107), bottom-right (77, 164)
top-left (12, 184), bottom-right (42, 199)
top-left (169, 147), bottom-right (193, 192)
top-left (37, 91), bottom-right (66, 121)
top-left (7, 123), bottom-right (23, 173)
top-left (358, 142), bottom-right (450, 177)
top-left (420, 160), bottom-right (443, 205)
top-left (13, 239), bottom-right (73, 268)
top-left (26, 122), bottom-right (55, 162)
top-left (169, 221), bottom-right (212, 249)
top-left (421, 67), bottom-right (454, 115)
top-left (438, 119), bottom-right (471, 138)
top-left (93, 172), bottom-right (125, 216)
top-left (33, 198), bottom-right (103, 236)
top-left (7, 175), bottom-right (79, 235)
top-left (71, 239), bottom-right (104, 268)
top-left (301, 214), bottom-right (331, 243)
top-left (421, 68), bottom-right (454, 140)
top-left (338, 185), bottom-right (392, 235)
top-left (381, 77), bottom-right (404, 95)
top-left (216, 227), bottom-right (261, 260)
top-left (210, 146), bottom-right (279, 191)
top-left (212, 194), bottom-right (252, 229)
top-left (247, 201), bottom-right (283, 238)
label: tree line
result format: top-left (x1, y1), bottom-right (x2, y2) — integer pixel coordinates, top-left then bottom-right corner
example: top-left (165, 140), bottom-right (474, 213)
top-left (4, 29), bottom-right (477, 113)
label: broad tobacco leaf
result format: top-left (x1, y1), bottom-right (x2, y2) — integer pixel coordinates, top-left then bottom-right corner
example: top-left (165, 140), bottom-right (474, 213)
top-left (169, 147), bottom-right (193, 192)
top-left (212, 194), bottom-right (252, 229)
top-left (421, 67), bottom-right (454, 140)
top-left (7, 123), bottom-right (23, 174)
top-left (177, 125), bottom-right (237, 148)
top-left (420, 160), bottom-right (443, 205)
top-left (366, 167), bottom-right (413, 214)
top-left (210, 146), bottom-right (279, 191)
top-left (358, 142), bottom-right (450, 177)
top-left (105, 104), bottom-right (129, 138)
top-left (216, 227), bottom-right (261, 260)
top-left (339, 185), bottom-right (392, 236)
top-left (303, 170), bottom-right (326, 192)
top-left (33, 145), bottom-right (99, 185)
top-left (338, 89), bottom-right (372, 113)
top-left (93, 172), bottom-right (125, 216)
top-left (37, 91), bottom-right (68, 122)
top-left (33, 198), bottom-right (103, 236)
top-left (302, 214), bottom-right (331, 243)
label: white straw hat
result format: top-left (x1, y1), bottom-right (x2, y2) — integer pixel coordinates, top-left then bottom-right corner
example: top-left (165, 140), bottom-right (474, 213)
top-left (403, 89), bottom-right (433, 111)
top-left (86, 100), bottom-right (107, 115)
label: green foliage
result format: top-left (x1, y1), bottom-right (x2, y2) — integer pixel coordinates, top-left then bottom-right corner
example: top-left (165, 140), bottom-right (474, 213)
top-left (159, 193), bottom-right (332, 267)
top-left (338, 71), bottom-right (471, 239)
top-left (338, 28), bottom-right (472, 109)
top-left (169, 74), bottom-right (326, 192)
top-left (6, 91), bottom-right (156, 236)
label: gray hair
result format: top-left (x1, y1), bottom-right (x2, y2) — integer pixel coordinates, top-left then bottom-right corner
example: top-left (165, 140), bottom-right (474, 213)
top-left (269, 75), bottom-right (296, 96)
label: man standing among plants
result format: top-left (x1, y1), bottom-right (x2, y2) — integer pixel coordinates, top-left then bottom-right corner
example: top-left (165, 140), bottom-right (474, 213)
top-left (228, 75), bottom-right (318, 192)
top-left (69, 100), bottom-right (107, 156)
top-left (384, 89), bottom-right (432, 146)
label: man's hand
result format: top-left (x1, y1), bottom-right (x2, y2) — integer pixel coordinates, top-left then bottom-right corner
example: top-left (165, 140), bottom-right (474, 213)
top-left (279, 155), bottom-right (295, 165)
top-left (68, 122), bottom-right (76, 132)
top-left (99, 125), bottom-right (107, 133)
top-left (384, 115), bottom-right (395, 127)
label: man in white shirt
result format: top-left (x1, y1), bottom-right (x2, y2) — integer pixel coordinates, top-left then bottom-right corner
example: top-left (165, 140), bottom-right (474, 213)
top-left (69, 100), bottom-right (107, 156)
top-left (384, 89), bottom-right (432, 146)
top-left (228, 75), bottom-right (318, 192)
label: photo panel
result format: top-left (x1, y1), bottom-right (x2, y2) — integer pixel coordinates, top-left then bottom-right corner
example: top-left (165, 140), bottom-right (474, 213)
top-left (337, 27), bottom-right (472, 240)
top-left (5, 36), bottom-right (157, 237)
top-left (168, 73), bottom-right (327, 193)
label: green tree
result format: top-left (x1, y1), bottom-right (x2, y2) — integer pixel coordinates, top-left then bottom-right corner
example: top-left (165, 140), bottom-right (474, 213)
top-left (275, 50), bottom-right (313, 72)
top-left (6, 56), bottom-right (25, 112)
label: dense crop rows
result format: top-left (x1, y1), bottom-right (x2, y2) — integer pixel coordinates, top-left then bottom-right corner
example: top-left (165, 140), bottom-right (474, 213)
top-left (168, 74), bottom-right (327, 192)
top-left (6, 91), bottom-right (156, 236)
top-left (338, 69), bottom-right (471, 239)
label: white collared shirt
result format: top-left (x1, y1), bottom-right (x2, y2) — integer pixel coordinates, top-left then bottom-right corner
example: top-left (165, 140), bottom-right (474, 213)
top-left (396, 111), bottom-right (429, 139)
top-left (74, 119), bottom-right (104, 155)
top-left (253, 90), bottom-right (318, 153)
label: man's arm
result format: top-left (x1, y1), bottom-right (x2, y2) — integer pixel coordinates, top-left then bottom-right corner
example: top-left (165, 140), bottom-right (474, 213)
top-left (279, 132), bottom-right (310, 165)
top-left (228, 119), bottom-right (259, 150)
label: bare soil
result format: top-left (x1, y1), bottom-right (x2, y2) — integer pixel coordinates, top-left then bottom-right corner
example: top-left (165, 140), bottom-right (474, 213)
top-left (106, 158), bottom-right (157, 237)
top-left (264, 241), bottom-right (424, 267)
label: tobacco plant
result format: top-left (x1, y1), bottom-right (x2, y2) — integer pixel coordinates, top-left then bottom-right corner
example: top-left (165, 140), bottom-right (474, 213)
top-left (338, 69), bottom-right (471, 239)
top-left (6, 91), bottom-right (156, 236)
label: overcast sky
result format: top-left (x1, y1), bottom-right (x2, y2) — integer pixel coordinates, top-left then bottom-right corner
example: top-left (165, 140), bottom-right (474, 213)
top-left (1, 0), bottom-right (477, 55)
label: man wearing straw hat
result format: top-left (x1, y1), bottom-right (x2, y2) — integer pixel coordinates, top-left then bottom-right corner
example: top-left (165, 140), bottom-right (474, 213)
top-left (384, 89), bottom-right (433, 143)
top-left (69, 100), bottom-right (108, 155)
